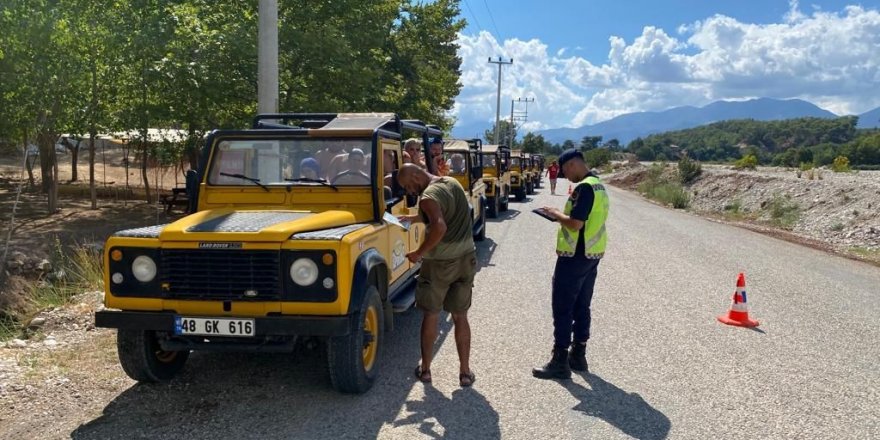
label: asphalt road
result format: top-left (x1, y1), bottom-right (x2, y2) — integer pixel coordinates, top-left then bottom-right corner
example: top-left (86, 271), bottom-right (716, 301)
top-left (71, 179), bottom-right (880, 440)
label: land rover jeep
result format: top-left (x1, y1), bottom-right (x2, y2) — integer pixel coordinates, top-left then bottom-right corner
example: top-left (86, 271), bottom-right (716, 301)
top-left (480, 144), bottom-right (511, 217)
top-left (443, 138), bottom-right (487, 241)
top-left (95, 113), bottom-right (440, 394)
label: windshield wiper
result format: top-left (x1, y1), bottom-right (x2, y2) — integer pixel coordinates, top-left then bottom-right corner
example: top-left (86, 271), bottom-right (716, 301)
top-left (284, 177), bottom-right (339, 191)
top-left (219, 172), bottom-right (270, 192)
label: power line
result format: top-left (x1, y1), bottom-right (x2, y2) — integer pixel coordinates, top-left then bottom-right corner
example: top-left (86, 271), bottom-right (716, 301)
top-left (462, 0), bottom-right (484, 34)
top-left (488, 57), bottom-right (513, 144)
top-left (481, 0), bottom-right (503, 41)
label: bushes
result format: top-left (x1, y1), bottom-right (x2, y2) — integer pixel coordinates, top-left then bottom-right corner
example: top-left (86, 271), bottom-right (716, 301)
top-left (636, 163), bottom-right (690, 209)
top-left (677, 156), bottom-right (702, 184)
top-left (583, 148), bottom-right (612, 168)
top-left (734, 154), bottom-right (758, 170)
top-left (831, 156), bottom-right (851, 173)
top-left (643, 183), bottom-right (690, 209)
top-left (1, 241), bottom-right (103, 341)
top-left (766, 194), bottom-right (800, 229)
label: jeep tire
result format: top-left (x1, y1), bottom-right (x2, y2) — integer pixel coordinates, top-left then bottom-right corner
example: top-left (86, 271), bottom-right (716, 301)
top-left (117, 329), bottom-right (189, 382)
top-left (328, 286), bottom-right (384, 394)
top-left (487, 196), bottom-right (499, 218)
top-left (515, 186), bottom-right (526, 201)
top-left (500, 188), bottom-right (510, 212)
top-left (475, 202), bottom-right (487, 242)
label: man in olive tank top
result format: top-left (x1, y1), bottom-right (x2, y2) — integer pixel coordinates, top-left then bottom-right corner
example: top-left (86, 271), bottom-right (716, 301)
top-left (397, 164), bottom-right (477, 387)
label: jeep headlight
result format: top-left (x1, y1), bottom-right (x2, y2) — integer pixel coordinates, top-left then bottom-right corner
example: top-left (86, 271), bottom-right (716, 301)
top-left (290, 258), bottom-right (319, 286)
top-left (131, 255), bottom-right (157, 282)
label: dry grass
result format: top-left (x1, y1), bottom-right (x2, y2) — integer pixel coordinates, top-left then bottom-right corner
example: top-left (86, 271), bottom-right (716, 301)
top-left (14, 330), bottom-right (119, 383)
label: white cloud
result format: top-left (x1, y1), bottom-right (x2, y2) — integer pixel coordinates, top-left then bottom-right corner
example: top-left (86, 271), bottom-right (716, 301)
top-left (453, 4), bottom-right (880, 135)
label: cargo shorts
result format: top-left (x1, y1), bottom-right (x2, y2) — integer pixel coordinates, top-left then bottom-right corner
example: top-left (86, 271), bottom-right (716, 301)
top-left (415, 251), bottom-right (477, 313)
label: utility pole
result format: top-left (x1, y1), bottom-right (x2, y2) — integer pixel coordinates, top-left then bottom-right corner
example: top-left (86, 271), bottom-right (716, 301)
top-left (488, 57), bottom-right (513, 144)
top-left (509, 97), bottom-right (534, 147)
top-left (258, 0), bottom-right (278, 114)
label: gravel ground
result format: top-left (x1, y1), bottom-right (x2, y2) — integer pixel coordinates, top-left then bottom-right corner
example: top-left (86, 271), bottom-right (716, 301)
top-left (609, 163), bottom-right (880, 256)
top-left (1, 179), bottom-right (878, 439)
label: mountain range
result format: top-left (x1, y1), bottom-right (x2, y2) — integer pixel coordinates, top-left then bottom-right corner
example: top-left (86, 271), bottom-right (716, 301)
top-left (451, 98), bottom-right (880, 145)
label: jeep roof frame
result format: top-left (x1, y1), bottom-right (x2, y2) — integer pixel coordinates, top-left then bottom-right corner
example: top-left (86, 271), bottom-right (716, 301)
top-left (193, 113), bottom-right (442, 221)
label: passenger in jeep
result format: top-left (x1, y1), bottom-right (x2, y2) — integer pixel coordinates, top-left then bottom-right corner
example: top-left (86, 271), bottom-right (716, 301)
top-left (299, 157), bottom-right (321, 180)
top-left (330, 148), bottom-right (370, 184)
top-left (448, 154), bottom-right (466, 175)
top-left (316, 143), bottom-right (345, 180)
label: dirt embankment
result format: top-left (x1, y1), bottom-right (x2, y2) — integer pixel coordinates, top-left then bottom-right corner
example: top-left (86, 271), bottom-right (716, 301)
top-left (607, 163), bottom-right (880, 263)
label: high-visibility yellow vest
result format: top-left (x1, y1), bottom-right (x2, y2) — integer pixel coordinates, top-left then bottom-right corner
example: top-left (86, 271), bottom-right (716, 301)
top-left (556, 175), bottom-right (609, 258)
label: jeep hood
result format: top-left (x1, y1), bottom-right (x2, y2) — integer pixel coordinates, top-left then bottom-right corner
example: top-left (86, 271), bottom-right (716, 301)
top-left (156, 209), bottom-right (360, 242)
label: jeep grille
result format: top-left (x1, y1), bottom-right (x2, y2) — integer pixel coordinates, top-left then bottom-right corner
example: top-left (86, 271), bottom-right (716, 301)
top-left (160, 250), bottom-right (281, 300)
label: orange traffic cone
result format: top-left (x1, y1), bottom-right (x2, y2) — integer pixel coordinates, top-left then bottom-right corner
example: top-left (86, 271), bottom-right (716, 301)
top-left (717, 273), bottom-right (759, 328)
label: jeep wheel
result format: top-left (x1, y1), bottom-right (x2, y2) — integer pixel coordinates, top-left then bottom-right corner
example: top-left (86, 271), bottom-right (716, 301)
top-left (475, 202), bottom-right (487, 242)
top-left (526, 181), bottom-right (534, 195)
top-left (500, 190), bottom-right (509, 212)
top-left (515, 187), bottom-right (526, 201)
top-left (487, 196), bottom-right (499, 218)
top-left (117, 329), bottom-right (189, 382)
top-left (328, 286), bottom-right (384, 394)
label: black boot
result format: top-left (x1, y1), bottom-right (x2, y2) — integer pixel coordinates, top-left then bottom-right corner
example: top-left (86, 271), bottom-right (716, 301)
top-left (532, 348), bottom-right (571, 380)
top-left (569, 343), bottom-right (588, 372)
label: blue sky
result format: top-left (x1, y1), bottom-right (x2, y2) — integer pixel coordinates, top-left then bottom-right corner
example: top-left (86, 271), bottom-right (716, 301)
top-left (451, 0), bottom-right (880, 135)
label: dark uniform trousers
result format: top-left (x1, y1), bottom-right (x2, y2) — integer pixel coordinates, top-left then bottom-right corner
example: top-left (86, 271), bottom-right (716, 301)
top-left (551, 256), bottom-right (600, 350)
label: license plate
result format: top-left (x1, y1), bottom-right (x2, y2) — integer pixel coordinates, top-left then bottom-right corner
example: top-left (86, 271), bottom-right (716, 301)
top-left (175, 317), bottom-right (255, 337)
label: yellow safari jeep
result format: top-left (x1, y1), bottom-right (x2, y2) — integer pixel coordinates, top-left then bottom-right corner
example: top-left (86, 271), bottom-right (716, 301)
top-left (509, 149), bottom-right (530, 201)
top-left (522, 152), bottom-right (538, 195)
top-left (95, 113), bottom-right (440, 394)
top-left (480, 144), bottom-right (511, 217)
top-left (532, 153), bottom-right (545, 188)
top-left (442, 138), bottom-right (487, 241)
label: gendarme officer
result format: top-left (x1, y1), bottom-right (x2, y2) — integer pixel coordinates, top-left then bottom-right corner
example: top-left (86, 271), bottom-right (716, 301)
top-left (533, 148), bottom-right (610, 380)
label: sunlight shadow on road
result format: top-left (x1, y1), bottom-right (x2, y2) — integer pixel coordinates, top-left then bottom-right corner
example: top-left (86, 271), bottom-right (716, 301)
top-left (475, 237), bottom-right (497, 271)
top-left (488, 208), bottom-right (520, 222)
top-left (563, 373), bottom-right (671, 440)
top-left (70, 307), bottom-right (460, 439)
top-left (393, 386), bottom-right (500, 439)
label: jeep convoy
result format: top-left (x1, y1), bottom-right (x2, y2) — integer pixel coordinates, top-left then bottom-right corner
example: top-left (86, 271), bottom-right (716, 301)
top-left (95, 113), bottom-right (550, 394)
top-left (442, 138), bottom-right (488, 241)
top-left (480, 144), bottom-right (511, 217)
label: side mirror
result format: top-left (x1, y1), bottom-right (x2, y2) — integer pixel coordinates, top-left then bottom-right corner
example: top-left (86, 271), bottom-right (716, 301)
top-left (185, 169), bottom-right (199, 213)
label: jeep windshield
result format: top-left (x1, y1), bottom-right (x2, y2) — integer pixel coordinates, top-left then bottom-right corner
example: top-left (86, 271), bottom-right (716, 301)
top-left (207, 138), bottom-right (373, 187)
top-left (481, 153), bottom-right (497, 168)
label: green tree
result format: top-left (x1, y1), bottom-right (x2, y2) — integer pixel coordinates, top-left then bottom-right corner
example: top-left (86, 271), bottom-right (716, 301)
top-left (0, 0), bottom-right (90, 212)
top-left (381, 0), bottom-right (464, 127)
top-left (484, 120), bottom-right (517, 146)
top-left (580, 135), bottom-right (602, 151)
top-left (521, 132), bottom-right (549, 154)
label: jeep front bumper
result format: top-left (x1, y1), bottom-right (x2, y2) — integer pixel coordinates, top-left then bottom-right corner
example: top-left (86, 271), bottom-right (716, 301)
top-left (95, 310), bottom-right (351, 337)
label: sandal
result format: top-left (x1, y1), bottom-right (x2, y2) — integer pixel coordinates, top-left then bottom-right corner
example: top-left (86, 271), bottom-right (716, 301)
top-left (414, 365), bottom-right (432, 383)
top-left (459, 371), bottom-right (476, 387)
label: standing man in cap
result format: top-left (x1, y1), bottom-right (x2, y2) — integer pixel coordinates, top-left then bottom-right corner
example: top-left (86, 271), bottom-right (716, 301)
top-left (533, 148), bottom-right (609, 380)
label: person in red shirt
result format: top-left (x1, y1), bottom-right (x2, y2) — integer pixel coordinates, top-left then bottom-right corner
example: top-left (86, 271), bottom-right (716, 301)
top-left (546, 160), bottom-right (560, 195)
